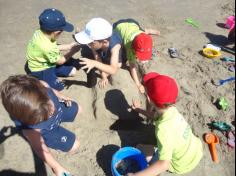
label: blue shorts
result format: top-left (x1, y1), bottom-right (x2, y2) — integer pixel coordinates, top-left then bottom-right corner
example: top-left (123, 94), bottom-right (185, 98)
top-left (41, 102), bottom-right (79, 152)
top-left (26, 60), bottom-right (77, 91)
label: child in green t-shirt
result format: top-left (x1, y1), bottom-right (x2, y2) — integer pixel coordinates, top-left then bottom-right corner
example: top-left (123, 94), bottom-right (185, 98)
top-left (75, 18), bottom-right (160, 93)
top-left (26, 8), bottom-right (81, 91)
top-left (129, 72), bottom-right (203, 176)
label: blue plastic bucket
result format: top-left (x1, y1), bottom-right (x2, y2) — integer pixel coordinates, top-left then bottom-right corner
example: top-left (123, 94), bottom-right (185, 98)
top-left (111, 147), bottom-right (148, 176)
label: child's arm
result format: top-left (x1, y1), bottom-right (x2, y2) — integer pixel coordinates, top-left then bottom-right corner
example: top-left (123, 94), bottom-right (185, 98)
top-left (40, 80), bottom-right (72, 102)
top-left (99, 71), bottom-right (109, 88)
top-left (144, 29), bottom-right (161, 36)
top-left (40, 81), bottom-right (76, 108)
top-left (128, 160), bottom-right (170, 176)
top-left (129, 62), bottom-right (145, 94)
top-left (58, 42), bottom-right (78, 51)
top-left (23, 129), bottom-right (70, 176)
top-left (52, 88), bottom-right (76, 108)
top-left (132, 100), bottom-right (155, 118)
top-left (89, 48), bottom-right (110, 88)
top-left (56, 45), bottom-right (81, 65)
top-left (80, 44), bottom-right (121, 75)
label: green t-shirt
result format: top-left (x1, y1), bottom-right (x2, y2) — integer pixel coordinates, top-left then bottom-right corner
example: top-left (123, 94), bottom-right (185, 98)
top-left (155, 107), bottom-right (203, 174)
top-left (26, 30), bottom-right (62, 72)
top-left (114, 22), bottom-right (143, 63)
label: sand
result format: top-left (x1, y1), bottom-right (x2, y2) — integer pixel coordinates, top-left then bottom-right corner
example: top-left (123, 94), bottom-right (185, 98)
top-left (0, 0), bottom-right (235, 175)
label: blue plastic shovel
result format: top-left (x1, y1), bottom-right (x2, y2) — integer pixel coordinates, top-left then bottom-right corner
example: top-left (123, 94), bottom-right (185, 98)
top-left (218, 77), bottom-right (235, 86)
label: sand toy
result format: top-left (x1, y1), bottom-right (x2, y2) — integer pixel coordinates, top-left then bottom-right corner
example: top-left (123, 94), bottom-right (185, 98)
top-left (185, 18), bottom-right (200, 28)
top-left (228, 64), bottom-right (235, 72)
top-left (111, 147), bottom-right (148, 176)
top-left (203, 48), bottom-right (221, 59)
top-left (221, 57), bottom-right (235, 62)
top-left (218, 77), bottom-right (235, 86)
top-left (225, 16), bottom-right (235, 30)
top-left (209, 121), bottom-right (232, 132)
top-left (215, 97), bottom-right (229, 111)
top-left (227, 131), bottom-right (235, 148)
top-left (204, 133), bottom-right (220, 163)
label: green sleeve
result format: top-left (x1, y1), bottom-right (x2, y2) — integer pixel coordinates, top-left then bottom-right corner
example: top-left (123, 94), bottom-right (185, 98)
top-left (44, 45), bottom-right (61, 64)
top-left (126, 45), bottom-right (136, 63)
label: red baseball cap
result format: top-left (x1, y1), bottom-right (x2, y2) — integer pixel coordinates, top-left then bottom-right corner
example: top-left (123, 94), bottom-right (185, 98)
top-left (143, 72), bottom-right (179, 108)
top-left (132, 33), bottom-right (153, 61)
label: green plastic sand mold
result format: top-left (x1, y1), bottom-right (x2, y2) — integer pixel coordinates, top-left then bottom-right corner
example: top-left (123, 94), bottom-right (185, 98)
top-left (218, 97), bottom-right (229, 111)
top-left (185, 18), bottom-right (200, 28)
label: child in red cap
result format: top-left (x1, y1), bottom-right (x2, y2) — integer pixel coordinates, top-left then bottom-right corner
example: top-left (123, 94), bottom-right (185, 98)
top-left (77, 19), bottom-right (160, 93)
top-left (129, 72), bottom-right (203, 176)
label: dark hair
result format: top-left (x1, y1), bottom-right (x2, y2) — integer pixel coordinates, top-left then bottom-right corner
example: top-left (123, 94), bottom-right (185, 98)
top-left (162, 103), bottom-right (175, 108)
top-left (0, 75), bottom-right (51, 125)
top-left (97, 37), bottom-right (111, 42)
top-left (40, 28), bottom-right (63, 35)
top-left (40, 27), bottom-right (54, 35)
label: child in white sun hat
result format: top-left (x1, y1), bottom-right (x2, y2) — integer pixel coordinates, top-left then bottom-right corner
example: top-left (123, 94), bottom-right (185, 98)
top-left (75, 18), bottom-right (160, 92)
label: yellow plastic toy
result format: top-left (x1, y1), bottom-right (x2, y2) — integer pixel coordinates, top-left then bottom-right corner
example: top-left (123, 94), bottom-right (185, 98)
top-left (203, 48), bottom-right (222, 59)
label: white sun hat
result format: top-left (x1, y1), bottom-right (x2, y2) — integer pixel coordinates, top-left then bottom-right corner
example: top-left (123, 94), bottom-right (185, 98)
top-left (74, 18), bottom-right (113, 44)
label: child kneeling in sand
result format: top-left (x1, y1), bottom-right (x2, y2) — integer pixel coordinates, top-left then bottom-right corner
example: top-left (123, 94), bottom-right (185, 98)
top-left (129, 72), bottom-right (203, 176)
top-left (0, 75), bottom-right (81, 176)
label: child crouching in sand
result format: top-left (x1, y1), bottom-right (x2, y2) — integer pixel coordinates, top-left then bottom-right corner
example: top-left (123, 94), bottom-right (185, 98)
top-left (26, 8), bottom-right (80, 91)
top-left (128, 72), bottom-right (203, 176)
top-left (76, 18), bottom-right (160, 93)
top-left (0, 75), bottom-right (81, 176)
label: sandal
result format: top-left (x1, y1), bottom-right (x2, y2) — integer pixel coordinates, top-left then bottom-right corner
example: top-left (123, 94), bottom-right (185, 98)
top-left (168, 48), bottom-right (179, 58)
top-left (227, 131), bottom-right (235, 148)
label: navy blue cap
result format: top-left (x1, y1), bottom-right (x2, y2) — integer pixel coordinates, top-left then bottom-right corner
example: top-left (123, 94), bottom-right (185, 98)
top-left (39, 8), bottom-right (74, 32)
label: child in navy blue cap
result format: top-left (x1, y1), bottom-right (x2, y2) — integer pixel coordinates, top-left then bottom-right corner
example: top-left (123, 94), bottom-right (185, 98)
top-left (0, 75), bottom-right (82, 175)
top-left (25, 8), bottom-right (81, 91)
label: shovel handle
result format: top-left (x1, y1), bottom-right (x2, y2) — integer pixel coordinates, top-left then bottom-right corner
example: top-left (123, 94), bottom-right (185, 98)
top-left (209, 143), bottom-right (219, 163)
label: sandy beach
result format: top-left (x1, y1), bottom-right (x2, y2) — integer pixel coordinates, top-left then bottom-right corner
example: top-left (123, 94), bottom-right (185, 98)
top-left (0, 0), bottom-right (235, 175)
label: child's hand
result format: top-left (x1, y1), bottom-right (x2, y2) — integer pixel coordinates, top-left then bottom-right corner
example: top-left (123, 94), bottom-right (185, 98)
top-left (132, 99), bottom-right (142, 110)
top-left (64, 100), bottom-right (72, 107)
top-left (99, 78), bottom-right (109, 89)
top-left (80, 58), bottom-right (96, 73)
top-left (53, 166), bottom-right (70, 176)
top-left (58, 95), bottom-right (74, 107)
top-left (138, 84), bottom-right (145, 94)
top-left (59, 99), bottom-right (72, 107)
